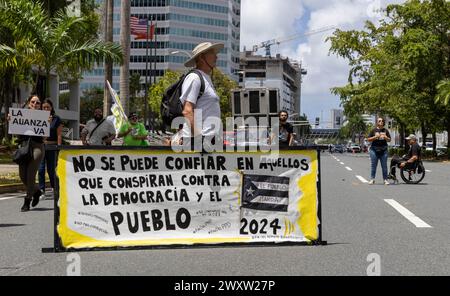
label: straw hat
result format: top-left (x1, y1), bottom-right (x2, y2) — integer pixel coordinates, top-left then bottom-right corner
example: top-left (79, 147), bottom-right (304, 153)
top-left (184, 42), bottom-right (224, 67)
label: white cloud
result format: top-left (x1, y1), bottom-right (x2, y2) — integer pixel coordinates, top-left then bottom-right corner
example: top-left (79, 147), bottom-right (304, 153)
top-left (240, 0), bottom-right (405, 121)
top-left (240, 0), bottom-right (305, 51)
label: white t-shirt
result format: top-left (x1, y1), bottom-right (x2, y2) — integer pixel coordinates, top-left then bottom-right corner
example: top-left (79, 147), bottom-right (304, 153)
top-left (82, 118), bottom-right (116, 145)
top-left (179, 70), bottom-right (221, 137)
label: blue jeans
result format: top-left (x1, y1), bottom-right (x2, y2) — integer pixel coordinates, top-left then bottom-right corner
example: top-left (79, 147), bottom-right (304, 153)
top-left (369, 148), bottom-right (388, 180)
top-left (39, 149), bottom-right (57, 192)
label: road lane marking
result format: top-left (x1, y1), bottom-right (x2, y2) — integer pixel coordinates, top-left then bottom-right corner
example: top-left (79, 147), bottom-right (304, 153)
top-left (356, 175), bottom-right (369, 183)
top-left (384, 199), bottom-right (432, 228)
top-left (426, 170), bottom-right (431, 173)
top-left (0, 196), bottom-right (19, 201)
top-left (340, 162), bottom-right (345, 165)
top-left (345, 167), bottom-right (353, 171)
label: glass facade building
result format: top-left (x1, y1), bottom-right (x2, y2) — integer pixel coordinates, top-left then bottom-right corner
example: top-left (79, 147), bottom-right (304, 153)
top-left (82, 0), bottom-right (241, 91)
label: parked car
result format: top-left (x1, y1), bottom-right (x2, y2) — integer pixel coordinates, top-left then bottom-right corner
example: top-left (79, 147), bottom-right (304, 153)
top-left (333, 144), bottom-right (345, 153)
top-left (223, 131), bottom-right (236, 147)
top-left (436, 146), bottom-right (448, 156)
top-left (425, 142), bottom-right (433, 151)
top-left (348, 144), bottom-right (361, 153)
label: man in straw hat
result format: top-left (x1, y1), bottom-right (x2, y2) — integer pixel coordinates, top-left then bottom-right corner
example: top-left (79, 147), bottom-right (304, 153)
top-left (179, 42), bottom-right (224, 148)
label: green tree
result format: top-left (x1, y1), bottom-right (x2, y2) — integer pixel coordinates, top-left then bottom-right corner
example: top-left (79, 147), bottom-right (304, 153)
top-left (0, 0), bottom-right (123, 98)
top-left (339, 114), bottom-right (367, 143)
top-left (436, 79), bottom-right (450, 106)
top-left (148, 69), bottom-right (238, 130)
top-left (79, 87), bottom-right (103, 124)
top-left (328, 0), bottom-right (450, 151)
top-left (129, 72), bottom-right (144, 115)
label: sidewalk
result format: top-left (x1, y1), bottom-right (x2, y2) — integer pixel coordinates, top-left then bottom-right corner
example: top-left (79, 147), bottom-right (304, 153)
top-left (0, 164), bottom-right (18, 174)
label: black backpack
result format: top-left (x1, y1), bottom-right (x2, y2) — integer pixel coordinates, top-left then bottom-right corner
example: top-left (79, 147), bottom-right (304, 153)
top-left (160, 69), bottom-right (205, 126)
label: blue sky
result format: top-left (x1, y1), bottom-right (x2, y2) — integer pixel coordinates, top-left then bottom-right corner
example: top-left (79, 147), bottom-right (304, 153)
top-left (240, 0), bottom-right (404, 127)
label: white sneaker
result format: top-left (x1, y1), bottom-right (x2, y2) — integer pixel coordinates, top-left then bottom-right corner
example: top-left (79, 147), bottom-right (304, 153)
top-left (384, 180), bottom-right (390, 185)
top-left (368, 180), bottom-right (375, 185)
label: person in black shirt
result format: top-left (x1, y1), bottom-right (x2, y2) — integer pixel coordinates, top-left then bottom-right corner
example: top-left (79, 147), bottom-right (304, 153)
top-left (389, 134), bottom-right (421, 179)
top-left (278, 111), bottom-right (294, 147)
top-left (38, 99), bottom-right (62, 198)
top-left (367, 117), bottom-right (391, 185)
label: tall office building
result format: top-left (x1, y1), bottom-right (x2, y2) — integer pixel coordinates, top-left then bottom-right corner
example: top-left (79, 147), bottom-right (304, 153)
top-left (81, 0), bottom-right (241, 91)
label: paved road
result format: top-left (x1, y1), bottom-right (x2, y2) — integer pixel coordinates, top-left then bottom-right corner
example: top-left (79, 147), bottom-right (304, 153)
top-left (1, 153), bottom-right (449, 276)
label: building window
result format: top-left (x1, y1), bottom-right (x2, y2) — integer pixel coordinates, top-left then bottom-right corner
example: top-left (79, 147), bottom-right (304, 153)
top-left (245, 72), bottom-right (266, 78)
top-left (249, 91), bottom-right (260, 114)
top-left (269, 90), bottom-right (278, 113)
top-left (233, 92), bottom-right (241, 115)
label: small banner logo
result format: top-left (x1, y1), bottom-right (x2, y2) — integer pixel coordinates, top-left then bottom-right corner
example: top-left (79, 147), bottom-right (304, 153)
top-left (242, 175), bottom-right (290, 212)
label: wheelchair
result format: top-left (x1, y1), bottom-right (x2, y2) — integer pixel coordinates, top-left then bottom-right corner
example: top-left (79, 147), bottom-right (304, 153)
top-left (388, 160), bottom-right (426, 184)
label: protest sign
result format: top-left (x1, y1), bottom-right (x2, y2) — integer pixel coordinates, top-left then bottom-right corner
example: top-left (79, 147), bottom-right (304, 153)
top-left (55, 148), bottom-right (322, 250)
top-left (8, 108), bottom-right (50, 137)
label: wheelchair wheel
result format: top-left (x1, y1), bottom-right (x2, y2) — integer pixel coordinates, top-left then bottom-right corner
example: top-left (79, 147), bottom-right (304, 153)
top-left (400, 166), bottom-right (425, 184)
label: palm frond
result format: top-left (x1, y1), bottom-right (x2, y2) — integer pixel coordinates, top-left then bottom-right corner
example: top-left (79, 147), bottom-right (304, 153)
top-left (435, 79), bottom-right (450, 106)
top-left (60, 40), bottom-right (123, 69)
top-left (0, 44), bottom-right (17, 68)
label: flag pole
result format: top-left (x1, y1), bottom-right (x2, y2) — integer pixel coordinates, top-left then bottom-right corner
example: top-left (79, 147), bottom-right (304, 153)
top-left (154, 21), bottom-right (158, 87)
top-left (149, 16), bottom-right (154, 131)
top-left (144, 18), bottom-right (149, 128)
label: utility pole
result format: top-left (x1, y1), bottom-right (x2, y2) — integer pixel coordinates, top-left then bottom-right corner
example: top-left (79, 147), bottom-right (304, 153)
top-left (144, 18), bottom-right (150, 127)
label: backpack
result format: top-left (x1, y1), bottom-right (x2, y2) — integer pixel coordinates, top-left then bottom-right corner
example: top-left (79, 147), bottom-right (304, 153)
top-left (160, 69), bottom-right (205, 126)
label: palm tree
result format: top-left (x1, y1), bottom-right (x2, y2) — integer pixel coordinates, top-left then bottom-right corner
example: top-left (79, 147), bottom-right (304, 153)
top-left (435, 79), bottom-right (450, 151)
top-left (0, 0), bottom-right (123, 100)
top-left (103, 0), bottom-right (114, 116)
top-left (120, 0), bottom-right (131, 116)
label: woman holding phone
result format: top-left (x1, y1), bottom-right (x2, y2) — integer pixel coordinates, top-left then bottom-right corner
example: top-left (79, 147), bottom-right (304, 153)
top-left (367, 117), bottom-right (391, 185)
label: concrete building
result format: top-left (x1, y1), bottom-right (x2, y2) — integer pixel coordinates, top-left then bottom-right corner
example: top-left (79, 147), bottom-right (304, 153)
top-left (231, 51), bottom-right (304, 132)
top-left (82, 0), bottom-right (241, 91)
top-left (330, 109), bottom-right (344, 129)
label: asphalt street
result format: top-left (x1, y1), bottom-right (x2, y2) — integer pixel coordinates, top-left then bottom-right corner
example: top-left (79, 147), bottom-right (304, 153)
top-left (0, 153), bottom-right (449, 276)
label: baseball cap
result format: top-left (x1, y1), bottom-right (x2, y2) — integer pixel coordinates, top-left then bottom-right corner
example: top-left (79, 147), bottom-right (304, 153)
top-left (405, 134), bottom-right (417, 140)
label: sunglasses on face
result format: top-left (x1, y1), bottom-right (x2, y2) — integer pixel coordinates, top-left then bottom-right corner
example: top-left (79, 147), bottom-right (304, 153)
top-left (30, 100), bottom-right (40, 105)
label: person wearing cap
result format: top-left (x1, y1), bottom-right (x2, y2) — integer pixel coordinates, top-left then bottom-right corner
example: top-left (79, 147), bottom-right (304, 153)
top-left (389, 134), bottom-right (421, 180)
top-left (118, 112), bottom-right (149, 146)
top-left (180, 42), bottom-right (223, 147)
top-left (367, 117), bottom-right (391, 185)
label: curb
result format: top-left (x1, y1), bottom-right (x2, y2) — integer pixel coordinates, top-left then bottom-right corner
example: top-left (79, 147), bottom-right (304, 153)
top-left (0, 183), bottom-right (25, 194)
top-left (0, 182), bottom-right (51, 194)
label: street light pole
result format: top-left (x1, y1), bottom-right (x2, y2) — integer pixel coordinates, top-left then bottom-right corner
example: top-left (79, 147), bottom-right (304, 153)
top-left (169, 51), bottom-right (192, 68)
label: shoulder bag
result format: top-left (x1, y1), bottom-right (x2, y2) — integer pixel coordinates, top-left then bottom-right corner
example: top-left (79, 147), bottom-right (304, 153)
top-left (12, 138), bottom-right (33, 165)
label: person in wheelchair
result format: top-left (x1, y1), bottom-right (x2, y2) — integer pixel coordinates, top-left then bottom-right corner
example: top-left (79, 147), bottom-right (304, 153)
top-left (389, 134), bottom-right (421, 180)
